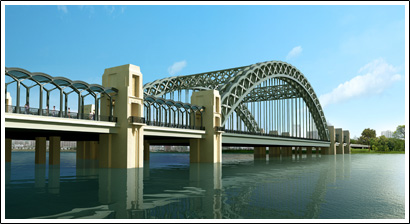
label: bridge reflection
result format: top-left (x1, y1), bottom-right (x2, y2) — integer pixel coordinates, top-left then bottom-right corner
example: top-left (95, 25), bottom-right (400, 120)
top-left (5, 154), bottom-right (352, 219)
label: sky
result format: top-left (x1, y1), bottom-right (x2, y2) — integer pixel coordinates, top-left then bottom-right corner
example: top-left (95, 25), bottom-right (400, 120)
top-left (2, 2), bottom-right (408, 139)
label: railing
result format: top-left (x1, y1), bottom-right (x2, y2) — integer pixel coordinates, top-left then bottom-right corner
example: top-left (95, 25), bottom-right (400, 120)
top-left (129, 116), bottom-right (146, 124)
top-left (5, 105), bottom-right (117, 122)
top-left (145, 120), bottom-right (205, 130)
top-left (224, 129), bottom-right (329, 142)
top-left (215, 126), bottom-right (225, 132)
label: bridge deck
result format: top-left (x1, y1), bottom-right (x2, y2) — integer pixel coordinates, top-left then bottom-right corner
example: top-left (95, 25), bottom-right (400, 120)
top-left (222, 132), bottom-right (330, 147)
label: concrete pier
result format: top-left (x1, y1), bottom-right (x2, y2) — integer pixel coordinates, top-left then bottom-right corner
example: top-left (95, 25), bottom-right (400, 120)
top-left (144, 140), bottom-right (150, 161)
top-left (35, 137), bottom-right (46, 164)
top-left (189, 90), bottom-right (222, 163)
top-left (49, 136), bottom-right (61, 165)
top-left (254, 146), bottom-right (266, 160)
top-left (6, 138), bottom-right (12, 162)
top-left (343, 130), bottom-right (351, 154)
top-left (336, 128), bottom-right (344, 154)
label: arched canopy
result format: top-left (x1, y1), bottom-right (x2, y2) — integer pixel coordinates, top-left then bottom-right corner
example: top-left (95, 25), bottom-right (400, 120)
top-left (5, 67), bottom-right (118, 97)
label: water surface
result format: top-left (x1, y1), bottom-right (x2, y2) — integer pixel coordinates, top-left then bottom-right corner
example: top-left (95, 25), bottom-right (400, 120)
top-left (5, 152), bottom-right (405, 219)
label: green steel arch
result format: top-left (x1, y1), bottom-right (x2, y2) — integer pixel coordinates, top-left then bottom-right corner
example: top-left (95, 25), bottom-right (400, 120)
top-left (220, 61), bottom-right (329, 141)
top-left (143, 60), bottom-right (329, 141)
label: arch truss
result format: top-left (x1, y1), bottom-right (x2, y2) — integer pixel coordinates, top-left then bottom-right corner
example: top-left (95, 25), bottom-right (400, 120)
top-left (143, 60), bottom-right (329, 141)
top-left (5, 67), bottom-right (118, 122)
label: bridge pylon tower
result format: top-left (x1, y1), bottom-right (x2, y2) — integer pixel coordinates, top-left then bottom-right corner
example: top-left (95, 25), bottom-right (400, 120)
top-left (190, 90), bottom-right (223, 163)
top-left (100, 64), bottom-right (145, 168)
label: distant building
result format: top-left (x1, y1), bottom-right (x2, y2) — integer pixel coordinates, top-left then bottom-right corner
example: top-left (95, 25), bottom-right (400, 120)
top-left (381, 130), bottom-right (393, 138)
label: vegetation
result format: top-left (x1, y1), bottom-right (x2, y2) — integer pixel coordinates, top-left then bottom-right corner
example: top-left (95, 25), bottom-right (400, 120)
top-left (352, 125), bottom-right (405, 153)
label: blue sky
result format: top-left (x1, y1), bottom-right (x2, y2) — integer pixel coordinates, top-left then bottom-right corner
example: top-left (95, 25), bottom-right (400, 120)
top-left (3, 3), bottom-right (408, 138)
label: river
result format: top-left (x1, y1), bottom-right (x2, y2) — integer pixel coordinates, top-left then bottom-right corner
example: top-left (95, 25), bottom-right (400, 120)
top-left (5, 152), bottom-right (406, 219)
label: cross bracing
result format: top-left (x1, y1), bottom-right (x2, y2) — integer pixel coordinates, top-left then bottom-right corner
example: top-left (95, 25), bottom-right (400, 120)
top-left (242, 85), bottom-right (299, 103)
top-left (144, 60), bottom-right (330, 141)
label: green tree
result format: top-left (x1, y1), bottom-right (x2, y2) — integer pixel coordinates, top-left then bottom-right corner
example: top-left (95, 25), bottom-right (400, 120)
top-left (358, 128), bottom-right (376, 146)
top-left (393, 125), bottom-right (405, 140)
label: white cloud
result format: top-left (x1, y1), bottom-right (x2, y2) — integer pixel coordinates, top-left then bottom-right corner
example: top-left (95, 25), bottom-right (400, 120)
top-left (57, 5), bottom-right (68, 14)
top-left (319, 58), bottom-right (402, 108)
top-left (286, 46), bottom-right (302, 60)
top-left (168, 60), bottom-right (187, 76)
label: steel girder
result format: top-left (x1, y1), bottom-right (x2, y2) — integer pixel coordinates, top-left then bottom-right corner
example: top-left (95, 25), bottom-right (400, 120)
top-left (143, 66), bottom-right (245, 97)
top-left (220, 61), bottom-right (329, 141)
top-left (143, 60), bottom-right (329, 141)
top-left (234, 103), bottom-right (261, 133)
top-left (242, 84), bottom-right (299, 103)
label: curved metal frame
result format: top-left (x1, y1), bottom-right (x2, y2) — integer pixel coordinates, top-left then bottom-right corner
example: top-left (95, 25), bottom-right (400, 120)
top-left (143, 60), bottom-right (329, 141)
top-left (144, 95), bottom-right (205, 130)
top-left (5, 67), bottom-right (118, 121)
top-left (220, 61), bottom-right (329, 141)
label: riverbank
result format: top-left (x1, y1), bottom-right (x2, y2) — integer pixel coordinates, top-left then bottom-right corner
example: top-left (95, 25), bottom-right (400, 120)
top-left (351, 148), bottom-right (405, 154)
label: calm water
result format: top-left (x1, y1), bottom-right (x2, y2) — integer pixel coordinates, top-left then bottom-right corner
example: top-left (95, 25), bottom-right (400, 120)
top-left (5, 152), bottom-right (406, 219)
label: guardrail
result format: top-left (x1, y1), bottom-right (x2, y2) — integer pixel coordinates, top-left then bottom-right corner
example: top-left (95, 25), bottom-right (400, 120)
top-left (5, 105), bottom-right (117, 122)
top-left (145, 120), bottom-right (205, 130)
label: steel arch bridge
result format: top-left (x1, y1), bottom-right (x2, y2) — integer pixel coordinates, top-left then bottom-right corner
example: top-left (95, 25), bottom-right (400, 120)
top-left (144, 60), bottom-right (330, 141)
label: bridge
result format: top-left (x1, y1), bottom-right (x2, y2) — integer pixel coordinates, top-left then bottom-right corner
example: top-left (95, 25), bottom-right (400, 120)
top-left (4, 61), bottom-right (351, 168)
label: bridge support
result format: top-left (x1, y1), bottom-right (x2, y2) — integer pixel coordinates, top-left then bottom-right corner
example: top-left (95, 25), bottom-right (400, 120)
top-left (5, 138), bottom-right (12, 162)
top-left (343, 130), bottom-right (351, 154)
top-left (269, 146), bottom-right (281, 157)
top-left (77, 141), bottom-right (86, 160)
top-left (99, 134), bottom-right (112, 168)
top-left (49, 136), bottom-right (61, 165)
top-left (336, 128), bottom-right (344, 154)
top-left (101, 64), bottom-right (145, 168)
top-left (254, 147), bottom-right (266, 160)
top-left (189, 90), bottom-right (222, 163)
top-left (322, 126), bottom-right (336, 155)
top-left (280, 132), bottom-right (291, 157)
top-left (306, 146), bottom-right (313, 157)
top-left (144, 140), bottom-right (150, 161)
top-left (35, 137), bottom-right (46, 164)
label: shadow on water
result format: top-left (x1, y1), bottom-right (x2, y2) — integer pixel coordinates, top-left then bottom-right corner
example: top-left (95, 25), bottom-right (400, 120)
top-left (5, 153), bottom-right (405, 219)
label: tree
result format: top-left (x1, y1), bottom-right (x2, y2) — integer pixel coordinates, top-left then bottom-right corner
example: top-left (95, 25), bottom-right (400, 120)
top-left (358, 128), bottom-right (376, 146)
top-left (393, 125), bottom-right (405, 140)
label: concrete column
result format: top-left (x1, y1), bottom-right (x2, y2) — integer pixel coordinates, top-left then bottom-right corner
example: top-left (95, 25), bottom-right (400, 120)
top-left (101, 64), bottom-right (145, 168)
top-left (190, 90), bottom-right (222, 163)
top-left (280, 132), bottom-right (291, 157)
top-left (316, 147), bottom-right (320, 155)
top-left (99, 134), bottom-right (112, 168)
top-left (299, 147), bottom-right (303, 156)
top-left (85, 141), bottom-right (98, 160)
top-left (343, 130), bottom-right (351, 154)
top-left (49, 136), bottom-right (61, 165)
top-left (35, 137), bottom-right (47, 164)
top-left (336, 128), bottom-right (344, 154)
top-left (254, 146), bottom-right (266, 160)
top-left (5, 138), bottom-right (12, 162)
top-left (306, 146), bottom-right (313, 158)
top-left (144, 140), bottom-right (150, 161)
top-left (76, 141), bottom-right (86, 160)
top-left (268, 146), bottom-right (281, 157)
top-left (322, 126), bottom-right (336, 155)
top-left (280, 147), bottom-right (287, 157)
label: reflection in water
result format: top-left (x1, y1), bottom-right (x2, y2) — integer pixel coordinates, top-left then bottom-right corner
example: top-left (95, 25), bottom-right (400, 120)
top-left (4, 153), bottom-right (405, 219)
